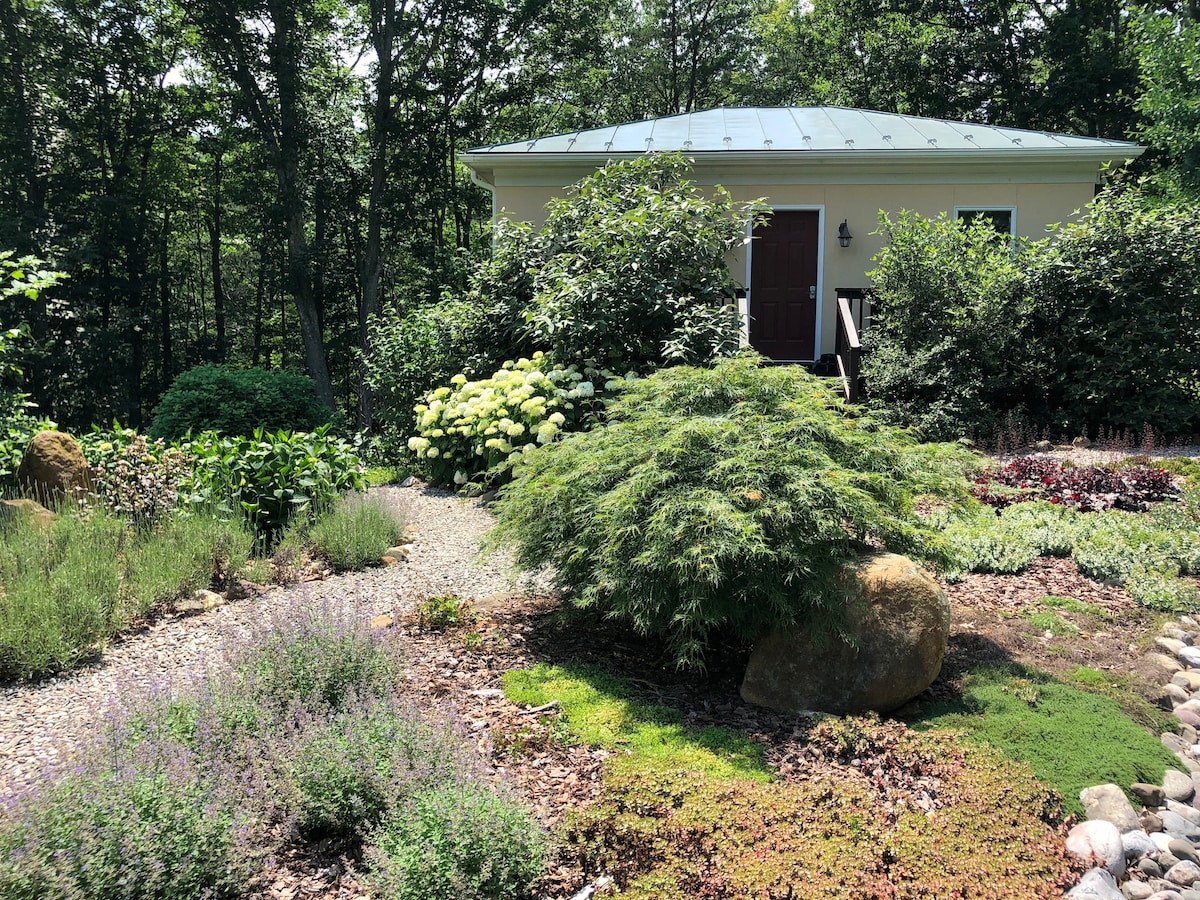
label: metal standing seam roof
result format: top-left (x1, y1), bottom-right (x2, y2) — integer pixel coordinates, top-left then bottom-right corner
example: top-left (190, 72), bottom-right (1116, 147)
top-left (464, 107), bottom-right (1142, 157)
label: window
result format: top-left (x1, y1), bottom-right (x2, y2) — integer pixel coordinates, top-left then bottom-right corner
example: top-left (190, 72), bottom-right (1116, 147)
top-left (955, 207), bottom-right (1016, 238)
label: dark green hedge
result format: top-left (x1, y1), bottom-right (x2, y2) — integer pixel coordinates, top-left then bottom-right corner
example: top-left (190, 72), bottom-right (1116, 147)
top-left (149, 365), bottom-right (339, 440)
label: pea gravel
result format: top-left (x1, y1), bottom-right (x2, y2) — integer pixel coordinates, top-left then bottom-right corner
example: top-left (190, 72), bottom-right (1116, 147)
top-left (0, 483), bottom-right (521, 793)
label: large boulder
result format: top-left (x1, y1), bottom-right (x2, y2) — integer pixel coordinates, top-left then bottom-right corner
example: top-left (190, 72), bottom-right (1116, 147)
top-left (740, 553), bottom-right (950, 715)
top-left (15, 431), bottom-right (91, 502)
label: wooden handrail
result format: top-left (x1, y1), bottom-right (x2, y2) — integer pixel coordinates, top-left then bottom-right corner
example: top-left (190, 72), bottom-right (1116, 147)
top-left (835, 295), bottom-right (862, 402)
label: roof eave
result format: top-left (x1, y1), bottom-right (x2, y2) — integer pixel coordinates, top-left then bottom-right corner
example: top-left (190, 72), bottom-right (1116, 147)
top-left (460, 146), bottom-right (1144, 169)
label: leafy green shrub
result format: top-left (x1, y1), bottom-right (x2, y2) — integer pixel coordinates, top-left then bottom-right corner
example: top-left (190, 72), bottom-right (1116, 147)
top-left (80, 426), bottom-right (194, 524)
top-left (149, 364), bottom-right (340, 441)
top-left (1024, 189), bottom-right (1200, 438)
top-left (365, 223), bottom-right (537, 446)
top-left (565, 726), bottom-right (1078, 899)
top-left (365, 785), bottom-right (546, 900)
top-left (524, 154), bottom-right (757, 371)
top-left (286, 495), bottom-right (404, 573)
top-left (492, 355), bottom-right (973, 668)
top-left (866, 191), bottom-right (1200, 440)
top-left (0, 413), bottom-right (54, 491)
top-left (863, 211), bottom-right (1032, 440)
top-left (913, 663), bottom-right (1184, 815)
top-left (0, 253), bottom-right (65, 430)
top-left (181, 425), bottom-right (366, 535)
top-left (410, 353), bottom-right (620, 487)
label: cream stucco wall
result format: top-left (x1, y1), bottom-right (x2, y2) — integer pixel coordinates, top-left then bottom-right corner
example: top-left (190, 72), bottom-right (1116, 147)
top-left (477, 158), bottom-right (1100, 360)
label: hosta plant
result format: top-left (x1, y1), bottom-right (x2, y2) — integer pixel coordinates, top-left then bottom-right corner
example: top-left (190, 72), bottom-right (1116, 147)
top-left (409, 352), bottom-right (625, 488)
top-left (181, 425), bottom-right (366, 535)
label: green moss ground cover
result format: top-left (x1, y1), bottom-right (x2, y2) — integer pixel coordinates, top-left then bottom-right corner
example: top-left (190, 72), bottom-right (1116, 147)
top-left (503, 663), bottom-right (1083, 899)
top-left (501, 663), bottom-right (768, 780)
top-left (912, 663), bottom-right (1183, 815)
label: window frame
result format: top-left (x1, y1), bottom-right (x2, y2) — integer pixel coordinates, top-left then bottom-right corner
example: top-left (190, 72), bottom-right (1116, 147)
top-left (953, 206), bottom-right (1017, 239)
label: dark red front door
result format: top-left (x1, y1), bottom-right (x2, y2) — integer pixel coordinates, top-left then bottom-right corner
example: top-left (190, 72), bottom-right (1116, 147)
top-left (749, 210), bottom-right (819, 361)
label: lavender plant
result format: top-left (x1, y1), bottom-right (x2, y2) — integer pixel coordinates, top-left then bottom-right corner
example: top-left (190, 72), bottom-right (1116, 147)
top-left (0, 730), bottom-right (272, 899)
top-left (0, 599), bottom-right (546, 897)
top-left (366, 784), bottom-right (547, 900)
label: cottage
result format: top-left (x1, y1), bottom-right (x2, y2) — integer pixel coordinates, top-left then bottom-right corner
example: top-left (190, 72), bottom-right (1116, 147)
top-left (460, 106), bottom-right (1141, 366)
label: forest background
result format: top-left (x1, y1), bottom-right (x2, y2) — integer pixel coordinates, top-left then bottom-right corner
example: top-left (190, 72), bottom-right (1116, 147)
top-left (2, 0), bottom-right (1198, 432)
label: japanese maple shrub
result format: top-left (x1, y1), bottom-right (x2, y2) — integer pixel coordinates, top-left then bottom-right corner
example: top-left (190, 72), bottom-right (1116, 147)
top-left (491, 354), bottom-right (974, 669)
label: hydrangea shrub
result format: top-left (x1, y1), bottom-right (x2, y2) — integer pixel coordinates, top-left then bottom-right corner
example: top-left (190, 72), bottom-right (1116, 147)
top-left (408, 353), bottom-right (623, 487)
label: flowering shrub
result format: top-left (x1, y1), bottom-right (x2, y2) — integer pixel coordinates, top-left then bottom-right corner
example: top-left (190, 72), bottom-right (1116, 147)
top-left (408, 353), bottom-right (623, 487)
top-left (0, 600), bottom-right (545, 898)
top-left (80, 426), bottom-right (194, 524)
top-left (973, 457), bottom-right (1178, 511)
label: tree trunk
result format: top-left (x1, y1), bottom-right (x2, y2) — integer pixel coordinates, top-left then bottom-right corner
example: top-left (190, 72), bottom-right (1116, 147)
top-left (159, 205), bottom-right (174, 386)
top-left (272, 0), bottom-right (335, 409)
top-left (358, 0), bottom-right (396, 429)
top-left (207, 146), bottom-right (227, 362)
top-left (252, 236), bottom-right (266, 368)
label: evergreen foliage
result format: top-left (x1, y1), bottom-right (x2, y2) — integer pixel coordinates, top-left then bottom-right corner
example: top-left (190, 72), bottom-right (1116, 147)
top-left (149, 365), bottom-right (339, 440)
top-left (491, 355), bottom-right (974, 668)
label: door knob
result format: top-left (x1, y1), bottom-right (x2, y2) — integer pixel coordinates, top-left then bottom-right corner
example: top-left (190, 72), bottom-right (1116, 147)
top-left (809, 285), bottom-right (817, 300)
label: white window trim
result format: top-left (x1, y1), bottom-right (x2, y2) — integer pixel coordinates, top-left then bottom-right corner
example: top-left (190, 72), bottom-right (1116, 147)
top-left (953, 206), bottom-right (1018, 238)
top-left (743, 204), bottom-right (826, 364)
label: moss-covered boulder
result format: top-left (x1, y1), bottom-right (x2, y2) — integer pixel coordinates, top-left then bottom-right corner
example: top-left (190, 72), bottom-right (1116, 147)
top-left (740, 553), bottom-right (950, 715)
top-left (16, 431), bottom-right (91, 502)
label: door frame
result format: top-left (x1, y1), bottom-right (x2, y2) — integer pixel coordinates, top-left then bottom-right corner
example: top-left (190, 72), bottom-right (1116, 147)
top-left (744, 204), bottom-right (826, 363)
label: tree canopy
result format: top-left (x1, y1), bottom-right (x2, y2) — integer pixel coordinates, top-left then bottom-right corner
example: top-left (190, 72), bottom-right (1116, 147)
top-left (0, 0), bottom-right (1196, 429)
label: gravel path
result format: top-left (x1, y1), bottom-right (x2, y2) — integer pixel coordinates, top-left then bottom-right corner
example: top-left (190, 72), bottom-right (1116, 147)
top-left (0, 483), bottom-right (513, 793)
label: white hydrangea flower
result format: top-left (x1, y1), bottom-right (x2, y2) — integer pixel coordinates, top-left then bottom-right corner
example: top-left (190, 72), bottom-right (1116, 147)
top-left (548, 412), bottom-right (566, 426)
top-left (453, 470), bottom-right (468, 485)
top-left (507, 423), bottom-right (525, 437)
top-left (427, 447), bottom-right (440, 457)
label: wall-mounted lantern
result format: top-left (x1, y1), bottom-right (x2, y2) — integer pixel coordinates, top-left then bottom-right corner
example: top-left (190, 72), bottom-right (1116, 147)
top-left (837, 220), bottom-right (853, 248)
